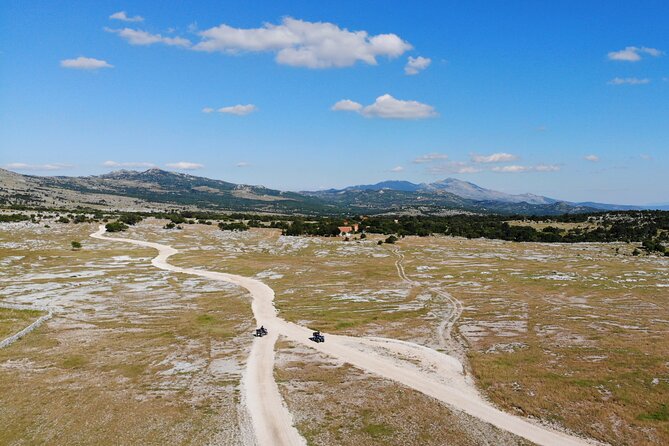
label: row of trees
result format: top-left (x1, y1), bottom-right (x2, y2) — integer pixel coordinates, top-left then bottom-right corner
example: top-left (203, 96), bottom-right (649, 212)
top-left (3, 206), bottom-right (668, 250)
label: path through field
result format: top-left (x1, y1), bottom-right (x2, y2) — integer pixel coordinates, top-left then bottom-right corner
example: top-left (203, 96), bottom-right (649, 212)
top-left (92, 226), bottom-right (603, 446)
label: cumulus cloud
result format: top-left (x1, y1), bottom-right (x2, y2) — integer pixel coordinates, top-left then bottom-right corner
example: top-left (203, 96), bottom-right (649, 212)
top-left (331, 99), bottom-right (363, 112)
top-left (584, 154), bottom-right (599, 162)
top-left (103, 161), bottom-right (155, 168)
top-left (333, 94), bottom-right (436, 119)
top-left (404, 56), bottom-right (431, 75)
top-left (363, 94), bottom-right (436, 119)
top-left (166, 162), bottom-right (203, 170)
top-left (492, 164), bottom-right (560, 173)
top-left (608, 46), bottom-right (663, 62)
top-left (471, 152), bottom-right (518, 163)
top-left (105, 27), bottom-right (191, 47)
top-left (428, 162), bottom-right (482, 175)
top-left (4, 162), bottom-right (72, 171)
top-left (412, 153), bottom-right (448, 164)
top-left (109, 11), bottom-right (144, 22)
top-left (202, 107), bottom-right (215, 113)
top-left (60, 56), bottom-right (113, 70)
top-left (218, 104), bottom-right (257, 115)
top-left (389, 166), bottom-right (405, 172)
top-left (109, 17), bottom-right (411, 69)
top-left (192, 17), bottom-right (411, 68)
top-left (608, 77), bottom-right (651, 85)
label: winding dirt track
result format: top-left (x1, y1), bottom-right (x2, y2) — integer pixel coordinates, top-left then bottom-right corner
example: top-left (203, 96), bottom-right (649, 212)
top-left (91, 227), bottom-right (602, 446)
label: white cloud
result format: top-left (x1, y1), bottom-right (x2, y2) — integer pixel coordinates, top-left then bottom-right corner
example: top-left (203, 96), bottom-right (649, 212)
top-left (362, 94), bottom-right (436, 119)
top-left (471, 152), bottom-right (518, 163)
top-left (109, 11), bottom-right (144, 22)
top-left (607, 46), bottom-right (663, 62)
top-left (413, 153), bottom-right (448, 164)
top-left (584, 154), bottom-right (599, 162)
top-left (4, 162), bottom-right (72, 171)
top-left (333, 94), bottom-right (436, 119)
top-left (492, 164), bottom-right (560, 173)
top-left (192, 17), bottom-right (412, 68)
top-left (389, 166), bottom-right (405, 172)
top-left (105, 27), bottom-right (191, 47)
top-left (103, 161), bottom-right (155, 168)
top-left (218, 104), bottom-right (257, 115)
top-left (534, 164), bottom-right (560, 172)
top-left (331, 99), bottom-right (363, 112)
top-left (202, 107), bottom-right (215, 113)
top-left (236, 161), bottom-right (251, 167)
top-left (492, 165), bottom-right (530, 173)
top-left (428, 162), bottom-right (481, 175)
top-left (166, 162), bottom-right (203, 170)
top-left (608, 77), bottom-right (651, 85)
top-left (60, 56), bottom-right (113, 70)
top-left (404, 56), bottom-right (431, 75)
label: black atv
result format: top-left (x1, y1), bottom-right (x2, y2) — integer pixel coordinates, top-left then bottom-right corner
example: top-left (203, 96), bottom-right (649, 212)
top-left (309, 330), bottom-right (325, 343)
top-left (254, 326), bottom-right (268, 337)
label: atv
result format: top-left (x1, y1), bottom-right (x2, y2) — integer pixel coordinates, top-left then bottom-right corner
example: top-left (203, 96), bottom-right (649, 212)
top-left (309, 330), bottom-right (325, 343)
top-left (254, 326), bottom-right (268, 337)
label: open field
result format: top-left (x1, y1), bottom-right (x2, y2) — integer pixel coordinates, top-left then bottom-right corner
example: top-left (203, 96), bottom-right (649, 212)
top-left (1, 218), bottom-right (667, 445)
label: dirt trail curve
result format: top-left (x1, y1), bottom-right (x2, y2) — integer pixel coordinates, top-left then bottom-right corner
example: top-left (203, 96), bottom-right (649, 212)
top-left (91, 226), bottom-right (603, 446)
top-left (392, 247), bottom-right (463, 346)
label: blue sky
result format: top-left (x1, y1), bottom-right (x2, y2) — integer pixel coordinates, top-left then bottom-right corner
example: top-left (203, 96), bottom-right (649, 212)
top-left (1, 1), bottom-right (668, 204)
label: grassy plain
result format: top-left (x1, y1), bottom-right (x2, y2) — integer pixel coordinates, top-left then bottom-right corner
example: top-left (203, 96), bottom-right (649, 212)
top-left (0, 221), bottom-right (253, 445)
top-left (1, 218), bottom-right (667, 445)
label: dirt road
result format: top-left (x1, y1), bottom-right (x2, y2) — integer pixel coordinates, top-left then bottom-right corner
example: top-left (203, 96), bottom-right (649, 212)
top-left (92, 226), bottom-right (602, 446)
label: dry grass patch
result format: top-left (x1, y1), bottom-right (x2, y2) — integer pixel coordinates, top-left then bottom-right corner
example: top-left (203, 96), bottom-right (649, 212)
top-left (275, 339), bottom-right (534, 446)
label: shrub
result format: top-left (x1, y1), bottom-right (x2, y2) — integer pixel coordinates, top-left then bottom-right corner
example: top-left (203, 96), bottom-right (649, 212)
top-left (71, 241), bottom-right (82, 250)
top-left (164, 222), bottom-right (176, 230)
top-left (105, 221), bottom-right (128, 233)
top-left (218, 222), bottom-right (249, 232)
top-left (385, 235), bottom-right (398, 244)
top-left (119, 214), bottom-right (142, 226)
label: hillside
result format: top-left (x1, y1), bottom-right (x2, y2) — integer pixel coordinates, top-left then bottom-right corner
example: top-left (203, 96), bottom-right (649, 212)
top-left (0, 168), bottom-right (609, 215)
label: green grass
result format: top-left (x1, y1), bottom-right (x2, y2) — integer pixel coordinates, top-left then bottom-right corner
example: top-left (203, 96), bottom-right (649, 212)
top-left (638, 404), bottom-right (669, 422)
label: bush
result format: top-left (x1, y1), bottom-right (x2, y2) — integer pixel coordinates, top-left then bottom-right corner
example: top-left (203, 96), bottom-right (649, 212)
top-left (105, 221), bottom-right (128, 233)
top-left (119, 214), bottom-right (142, 226)
top-left (384, 235), bottom-right (398, 244)
top-left (57, 216), bottom-right (70, 224)
top-left (164, 222), bottom-right (176, 230)
top-left (71, 241), bottom-right (82, 250)
top-left (0, 213), bottom-right (30, 223)
top-left (218, 222), bottom-right (248, 232)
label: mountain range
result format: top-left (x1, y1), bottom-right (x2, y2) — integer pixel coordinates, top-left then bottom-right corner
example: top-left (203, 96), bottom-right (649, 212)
top-left (0, 168), bottom-right (665, 215)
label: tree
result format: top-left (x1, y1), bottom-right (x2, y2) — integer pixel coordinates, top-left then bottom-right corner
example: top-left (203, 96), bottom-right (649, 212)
top-left (385, 235), bottom-right (398, 244)
top-left (71, 241), bottom-right (82, 250)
